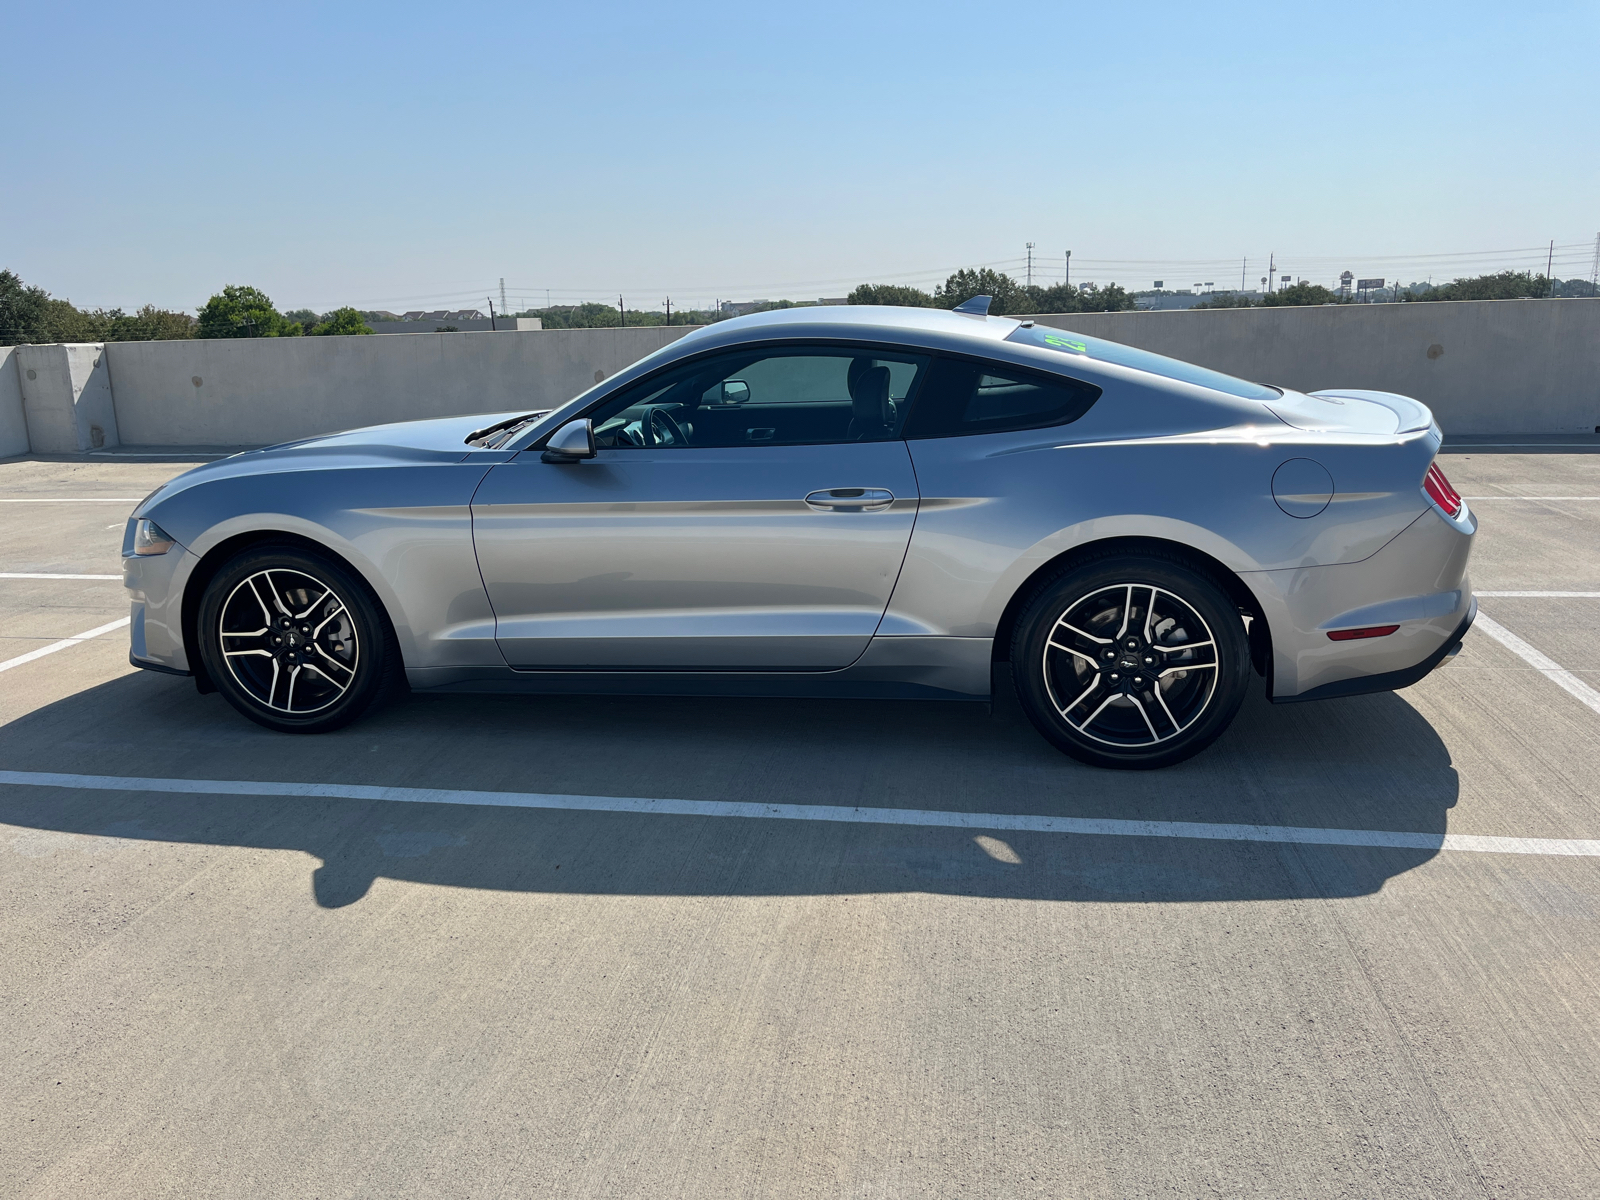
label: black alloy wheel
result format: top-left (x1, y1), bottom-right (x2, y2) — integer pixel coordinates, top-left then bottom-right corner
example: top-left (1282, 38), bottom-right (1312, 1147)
top-left (1011, 553), bottom-right (1250, 769)
top-left (197, 545), bottom-right (402, 733)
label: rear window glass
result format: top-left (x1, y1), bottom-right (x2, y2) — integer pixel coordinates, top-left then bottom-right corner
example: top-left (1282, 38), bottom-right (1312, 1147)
top-left (1005, 324), bottom-right (1279, 401)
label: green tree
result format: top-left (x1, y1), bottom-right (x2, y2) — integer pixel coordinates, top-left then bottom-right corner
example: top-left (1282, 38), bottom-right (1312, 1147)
top-left (309, 307), bottom-right (375, 336)
top-left (1259, 281), bottom-right (1343, 306)
top-left (103, 305), bottom-right (196, 340)
top-left (197, 285), bottom-right (301, 338)
top-left (0, 270), bottom-right (53, 344)
top-left (935, 268), bottom-right (1033, 315)
top-left (1026, 282), bottom-right (1137, 313)
top-left (847, 283), bottom-right (935, 307)
top-left (1405, 270), bottom-right (1551, 302)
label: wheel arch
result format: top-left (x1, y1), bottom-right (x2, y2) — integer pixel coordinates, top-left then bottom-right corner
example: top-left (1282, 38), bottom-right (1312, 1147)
top-left (989, 535), bottom-right (1274, 681)
top-left (181, 529), bottom-right (404, 695)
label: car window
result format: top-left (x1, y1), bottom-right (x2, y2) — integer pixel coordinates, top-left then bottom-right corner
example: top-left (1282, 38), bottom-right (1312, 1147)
top-left (902, 358), bottom-right (1100, 439)
top-left (586, 347), bottom-right (929, 449)
top-left (1004, 323), bottom-right (1279, 401)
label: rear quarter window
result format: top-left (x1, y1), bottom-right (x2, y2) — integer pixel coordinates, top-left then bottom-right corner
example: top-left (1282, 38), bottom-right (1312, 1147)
top-left (903, 358), bottom-right (1100, 439)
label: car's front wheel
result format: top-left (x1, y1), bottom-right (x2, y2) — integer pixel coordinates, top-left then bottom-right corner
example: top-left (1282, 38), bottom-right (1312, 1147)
top-left (197, 544), bottom-right (401, 734)
top-left (1011, 553), bottom-right (1251, 769)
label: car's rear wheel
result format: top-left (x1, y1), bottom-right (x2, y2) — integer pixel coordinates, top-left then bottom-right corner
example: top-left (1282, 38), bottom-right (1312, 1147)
top-left (1011, 553), bottom-right (1250, 769)
top-left (197, 545), bottom-right (401, 734)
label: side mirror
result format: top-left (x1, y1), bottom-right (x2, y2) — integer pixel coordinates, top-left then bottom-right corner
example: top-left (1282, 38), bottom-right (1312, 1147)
top-left (540, 418), bottom-right (596, 463)
top-left (720, 380), bottom-right (751, 405)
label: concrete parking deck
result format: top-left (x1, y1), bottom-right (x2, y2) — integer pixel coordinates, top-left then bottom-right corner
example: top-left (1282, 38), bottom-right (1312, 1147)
top-left (2, 448), bottom-right (1599, 1198)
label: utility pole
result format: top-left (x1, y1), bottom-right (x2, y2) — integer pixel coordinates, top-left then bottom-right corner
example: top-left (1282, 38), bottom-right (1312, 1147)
top-left (487, 298), bottom-right (497, 331)
top-left (1241, 258), bottom-right (1247, 291)
top-left (1064, 250), bottom-right (1071, 290)
top-left (1547, 239), bottom-right (1555, 297)
top-left (665, 297), bottom-right (671, 326)
top-left (619, 295), bottom-right (625, 327)
top-left (1267, 252), bottom-right (1276, 294)
top-left (1590, 233), bottom-right (1599, 293)
top-left (1026, 243), bottom-right (1035, 287)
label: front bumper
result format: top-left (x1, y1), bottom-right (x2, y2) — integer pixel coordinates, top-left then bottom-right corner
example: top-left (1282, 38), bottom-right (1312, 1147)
top-left (123, 545), bottom-right (201, 674)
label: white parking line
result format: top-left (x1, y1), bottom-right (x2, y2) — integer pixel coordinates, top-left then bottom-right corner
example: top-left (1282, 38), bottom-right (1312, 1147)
top-left (1474, 615), bottom-right (1600, 717)
top-left (1, 768), bottom-right (1597, 858)
top-left (0, 573), bottom-right (122, 581)
top-left (0, 498), bottom-right (141, 503)
top-left (1478, 591), bottom-right (1600, 598)
top-left (1463, 496), bottom-right (1600, 500)
top-left (0, 618), bottom-right (130, 673)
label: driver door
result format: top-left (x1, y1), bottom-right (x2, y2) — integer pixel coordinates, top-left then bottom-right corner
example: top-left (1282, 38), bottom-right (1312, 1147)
top-left (472, 345), bottom-right (926, 670)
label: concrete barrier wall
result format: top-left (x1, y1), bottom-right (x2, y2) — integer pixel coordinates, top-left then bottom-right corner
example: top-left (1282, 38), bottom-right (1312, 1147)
top-left (0, 348), bottom-right (28, 458)
top-left (7, 297), bottom-right (1597, 451)
top-left (105, 325), bottom-right (695, 447)
top-left (16, 344), bottom-right (120, 453)
top-left (1037, 297), bottom-right (1600, 435)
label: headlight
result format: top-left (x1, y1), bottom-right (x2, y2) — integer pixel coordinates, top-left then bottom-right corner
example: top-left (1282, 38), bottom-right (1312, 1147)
top-left (132, 519), bottom-right (177, 556)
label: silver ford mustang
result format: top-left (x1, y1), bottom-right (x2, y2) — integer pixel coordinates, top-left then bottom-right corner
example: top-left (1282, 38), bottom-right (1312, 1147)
top-left (123, 302), bottom-right (1475, 768)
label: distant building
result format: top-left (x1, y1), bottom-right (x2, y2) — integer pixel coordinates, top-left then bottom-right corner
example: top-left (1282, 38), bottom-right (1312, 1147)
top-left (369, 316), bottom-right (542, 335)
top-left (720, 300), bottom-right (770, 317)
top-left (400, 309), bottom-right (486, 323)
top-left (817, 297), bottom-right (848, 306)
top-left (1134, 290), bottom-right (1263, 311)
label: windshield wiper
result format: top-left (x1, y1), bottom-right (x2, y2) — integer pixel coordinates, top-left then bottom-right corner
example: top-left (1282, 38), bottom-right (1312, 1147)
top-left (465, 410), bottom-right (551, 449)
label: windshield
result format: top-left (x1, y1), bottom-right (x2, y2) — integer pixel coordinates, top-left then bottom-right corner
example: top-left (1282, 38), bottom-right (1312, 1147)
top-left (1005, 324), bottom-right (1278, 401)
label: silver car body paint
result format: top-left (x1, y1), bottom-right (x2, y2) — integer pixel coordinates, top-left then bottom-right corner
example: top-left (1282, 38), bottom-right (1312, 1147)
top-left (124, 306), bottom-right (1474, 704)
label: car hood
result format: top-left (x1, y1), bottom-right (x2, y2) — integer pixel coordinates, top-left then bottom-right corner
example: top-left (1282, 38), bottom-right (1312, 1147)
top-left (132, 412), bottom-right (533, 516)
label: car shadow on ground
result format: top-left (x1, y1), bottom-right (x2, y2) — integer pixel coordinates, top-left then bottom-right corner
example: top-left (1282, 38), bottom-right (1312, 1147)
top-left (0, 669), bottom-right (1458, 908)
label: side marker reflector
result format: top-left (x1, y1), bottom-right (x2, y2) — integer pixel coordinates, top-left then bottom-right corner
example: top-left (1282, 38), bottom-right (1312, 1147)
top-left (1328, 625), bottom-right (1401, 641)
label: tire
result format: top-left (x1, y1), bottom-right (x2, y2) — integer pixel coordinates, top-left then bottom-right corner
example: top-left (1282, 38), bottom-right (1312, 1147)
top-left (1010, 552), bottom-right (1251, 769)
top-left (196, 544), bottom-right (402, 734)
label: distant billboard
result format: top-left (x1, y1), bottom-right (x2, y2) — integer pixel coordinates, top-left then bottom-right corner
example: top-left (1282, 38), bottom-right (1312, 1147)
top-left (1358, 278), bottom-right (1385, 290)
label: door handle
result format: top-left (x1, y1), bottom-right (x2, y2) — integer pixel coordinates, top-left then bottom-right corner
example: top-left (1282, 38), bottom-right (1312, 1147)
top-left (803, 488), bottom-right (895, 512)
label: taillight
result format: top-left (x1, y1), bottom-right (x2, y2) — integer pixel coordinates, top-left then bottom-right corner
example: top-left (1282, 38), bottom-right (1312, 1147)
top-left (1423, 462), bottom-right (1462, 518)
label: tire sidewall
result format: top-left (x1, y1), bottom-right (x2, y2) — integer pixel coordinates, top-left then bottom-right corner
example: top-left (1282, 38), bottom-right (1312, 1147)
top-left (198, 545), bottom-right (391, 733)
top-left (1012, 555), bottom-right (1250, 769)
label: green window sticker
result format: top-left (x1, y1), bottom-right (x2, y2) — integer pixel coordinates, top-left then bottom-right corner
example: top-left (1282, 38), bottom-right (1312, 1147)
top-left (1042, 333), bottom-right (1088, 353)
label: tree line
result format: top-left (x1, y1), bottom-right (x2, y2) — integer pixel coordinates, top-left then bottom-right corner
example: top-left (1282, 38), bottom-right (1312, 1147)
top-left (1194, 270), bottom-right (1599, 309)
top-left (849, 268), bottom-right (1136, 315)
top-left (6, 265), bottom-right (1597, 346)
top-left (0, 272), bottom-right (376, 345)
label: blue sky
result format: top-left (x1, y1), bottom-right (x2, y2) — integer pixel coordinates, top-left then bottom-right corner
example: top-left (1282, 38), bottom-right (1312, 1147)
top-left (4, 1), bottom-right (1597, 313)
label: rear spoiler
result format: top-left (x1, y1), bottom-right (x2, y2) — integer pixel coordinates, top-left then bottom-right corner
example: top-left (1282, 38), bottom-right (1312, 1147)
top-left (1309, 389), bottom-right (1433, 434)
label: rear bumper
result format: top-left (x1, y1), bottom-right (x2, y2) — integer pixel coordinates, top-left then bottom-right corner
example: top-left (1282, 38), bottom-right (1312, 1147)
top-left (1271, 598), bottom-right (1475, 703)
top-left (1245, 502), bottom-right (1476, 701)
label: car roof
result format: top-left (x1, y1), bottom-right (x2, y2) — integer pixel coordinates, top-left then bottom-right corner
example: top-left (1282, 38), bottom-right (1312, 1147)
top-left (675, 305), bottom-right (1023, 353)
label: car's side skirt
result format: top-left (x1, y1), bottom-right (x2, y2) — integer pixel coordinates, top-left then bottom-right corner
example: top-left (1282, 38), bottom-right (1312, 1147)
top-left (404, 635), bottom-right (994, 701)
